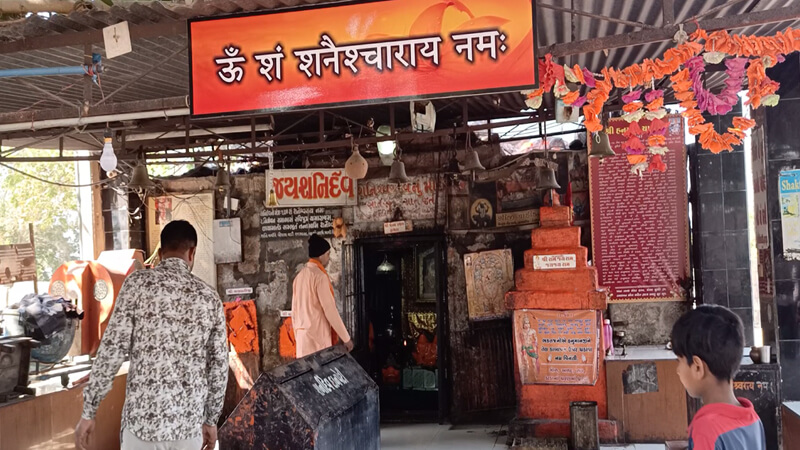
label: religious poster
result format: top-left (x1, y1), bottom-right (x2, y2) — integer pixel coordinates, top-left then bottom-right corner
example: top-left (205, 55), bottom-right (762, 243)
top-left (779, 169), bottom-right (800, 260)
top-left (469, 182), bottom-right (497, 229)
top-left (188, 0), bottom-right (538, 117)
top-left (589, 115), bottom-right (689, 302)
top-left (464, 249), bottom-right (514, 321)
top-left (514, 309), bottom-right (600, 385)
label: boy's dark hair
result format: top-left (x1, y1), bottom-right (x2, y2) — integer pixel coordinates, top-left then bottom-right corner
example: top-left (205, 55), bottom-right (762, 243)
top-left (160, 220), bottom-right (198, 253)
top-left (671, 305), bottom-right (745, 381)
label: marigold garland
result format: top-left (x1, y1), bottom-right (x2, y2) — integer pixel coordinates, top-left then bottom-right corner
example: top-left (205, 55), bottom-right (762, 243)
top-left (525, 26), bottom-right (800, 155)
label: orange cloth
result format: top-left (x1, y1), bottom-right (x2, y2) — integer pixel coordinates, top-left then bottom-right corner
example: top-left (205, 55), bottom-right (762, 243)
top-left (291, 259), bottom-right (351, 358)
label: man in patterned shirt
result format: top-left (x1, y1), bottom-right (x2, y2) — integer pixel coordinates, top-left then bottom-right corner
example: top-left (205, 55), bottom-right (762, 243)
top-left (75, 220), bottom-right (228, 450)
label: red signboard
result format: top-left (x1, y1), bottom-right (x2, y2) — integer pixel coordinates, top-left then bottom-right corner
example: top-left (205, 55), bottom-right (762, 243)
top-left (589, 115), bottom-right (690, 303)
top-left (188, 0), bottom-right (537, 117)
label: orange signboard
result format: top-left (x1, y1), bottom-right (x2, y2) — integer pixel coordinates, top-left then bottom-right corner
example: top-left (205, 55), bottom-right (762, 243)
top-left (188, 0), bottom-right (537, 117)
top-left (514, 309), bottom-right (600, 385)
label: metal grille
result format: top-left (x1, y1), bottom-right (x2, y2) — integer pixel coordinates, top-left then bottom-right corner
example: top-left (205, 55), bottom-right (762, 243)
top-left (340, 241), bottom-right (358, 345)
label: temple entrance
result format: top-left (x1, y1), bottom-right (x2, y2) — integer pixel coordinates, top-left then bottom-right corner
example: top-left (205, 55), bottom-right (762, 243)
top-left (354, 235), bottom-right (447, 423)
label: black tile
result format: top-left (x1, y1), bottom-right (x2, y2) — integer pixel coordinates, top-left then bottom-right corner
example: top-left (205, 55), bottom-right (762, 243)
top-left (725, 231), bottom-right (750, 270)
top-left (771, 220), bottom-right (800, 280)
top-left (721, 152), bottom-right (746, 191)
top-left (696, 154), bottom-right (722, 194)
top-left (701, 270), bottom-right (729, 306)
top-left (723, 191), bottom-right (748, 231)
top-left (699, 193), bottom-right (724, 233)
top-left (700, 232), bottom-right (727, 271)
top-left (766, 101), bottom-right (800, 161)
top-left (775, 280), bottom-right (800, 340)
top-left (779, 340), bottom-right (800, 400)
top-left (731, 308), bottom-right (755, 347)
top-left (727, 269), bottom-right (752, 309)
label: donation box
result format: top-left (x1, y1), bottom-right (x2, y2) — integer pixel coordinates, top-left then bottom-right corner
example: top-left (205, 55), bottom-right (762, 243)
top-left (219, 346), bottom-right (379, 450)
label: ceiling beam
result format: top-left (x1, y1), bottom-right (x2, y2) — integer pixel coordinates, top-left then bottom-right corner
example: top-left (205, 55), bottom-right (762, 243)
top-left (0, 20), bottom-right (185, 55)
top-left (542, 2), bottom-right (800, 58)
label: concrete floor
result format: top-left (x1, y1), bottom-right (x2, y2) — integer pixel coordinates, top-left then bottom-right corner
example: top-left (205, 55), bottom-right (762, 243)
top-left (379, 424), bottom-right (670, 449)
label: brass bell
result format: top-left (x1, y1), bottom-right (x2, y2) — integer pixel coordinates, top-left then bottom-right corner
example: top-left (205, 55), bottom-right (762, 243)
top-left (215, 168), bottom-right (231, 193)
top-left (462, 149), bottom-right (485, 172)
top-left (267, 188), bottom-right (279, 207)
top-left (388, 158), bottom-right (410, 184)
top-left (537, 166), bottom-right (561, 190)
top-left (588, 131), bottom-right (616, 159)
top-left (128, 163), bottom-right (155, 191)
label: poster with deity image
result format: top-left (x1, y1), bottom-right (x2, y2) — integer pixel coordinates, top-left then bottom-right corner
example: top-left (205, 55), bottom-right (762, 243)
top-left (514, 309), bottom-right (600, 385)
top-left (464, 249), bottom-right (515, 320)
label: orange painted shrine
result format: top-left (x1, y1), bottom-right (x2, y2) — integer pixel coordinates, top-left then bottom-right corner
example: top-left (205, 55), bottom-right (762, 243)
top-left (505, 206), bottom-right (616, 440)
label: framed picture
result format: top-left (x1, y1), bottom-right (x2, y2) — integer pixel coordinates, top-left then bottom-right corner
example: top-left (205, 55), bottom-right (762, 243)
top-left (417, 247), bottom-right (437, 302)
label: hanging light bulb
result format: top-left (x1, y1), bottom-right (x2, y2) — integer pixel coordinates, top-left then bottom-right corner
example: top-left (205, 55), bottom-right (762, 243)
top-left (345, 143), bottom-right (369, 180)
top-left (99, 128), bottom-right (117, 173)
top-left (376, 254), bottom-right (396, 274)
top-left (376, 125), bottom-right (396, 166)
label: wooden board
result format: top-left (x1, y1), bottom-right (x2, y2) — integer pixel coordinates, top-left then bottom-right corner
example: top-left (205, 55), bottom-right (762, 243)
top-left (0, 373), bottom-right (127, 450)
top-left (782, 404), bottom-right (800, 450)
top-left (606, 358), bottom-right (688, 442)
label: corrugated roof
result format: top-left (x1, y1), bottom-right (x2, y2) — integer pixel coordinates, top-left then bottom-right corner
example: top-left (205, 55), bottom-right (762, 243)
top-left (0, 0), bottom-right (798, 125)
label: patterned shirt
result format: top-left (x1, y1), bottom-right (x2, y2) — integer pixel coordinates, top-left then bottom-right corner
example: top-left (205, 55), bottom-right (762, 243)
top-left (82, 258), bottom-right (228, 442)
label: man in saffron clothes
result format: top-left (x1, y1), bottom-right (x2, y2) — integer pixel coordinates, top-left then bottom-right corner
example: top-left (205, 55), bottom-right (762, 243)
top-left (291, 234), bottom-right (353, 358)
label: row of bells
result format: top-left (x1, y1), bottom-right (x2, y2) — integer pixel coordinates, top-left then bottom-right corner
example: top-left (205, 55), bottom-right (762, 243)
top-left (390, 130), bottom-right (615, 188)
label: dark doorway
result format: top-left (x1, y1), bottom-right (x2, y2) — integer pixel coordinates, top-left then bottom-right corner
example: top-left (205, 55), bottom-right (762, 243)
top-left (354, 235), bottom-right (448, 423)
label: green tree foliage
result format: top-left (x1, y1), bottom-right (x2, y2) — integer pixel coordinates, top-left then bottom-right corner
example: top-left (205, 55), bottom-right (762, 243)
top-left (0, 149), bottom-right (80, 281)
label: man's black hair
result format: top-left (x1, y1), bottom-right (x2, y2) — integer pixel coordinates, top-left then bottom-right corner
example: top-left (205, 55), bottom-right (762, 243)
top-left (160, 220), bottom-right (198, 253)
top-left (671, 305), bottom-right (745, 381)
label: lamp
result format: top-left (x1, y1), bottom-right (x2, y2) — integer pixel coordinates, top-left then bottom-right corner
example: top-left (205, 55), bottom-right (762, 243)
top-left (376, 255), bottom-right (396, 274)
top-left (376, 125), bottom-right (396, 166)
top-left (345, 143), bottom-right (369, 180)
top-left (99, 128), bottom-right (117, 173)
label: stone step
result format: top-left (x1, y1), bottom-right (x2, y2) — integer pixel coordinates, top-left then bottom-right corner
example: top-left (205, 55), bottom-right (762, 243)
top-left (508, 418), bottom-right (620, 446)
top-left (515, 267), bottom-right (599, 293)
top-left (510, 437), bottom-right (567, 450)
top-left (505, 289), bottom-right (608, 311)
top-left (531, 226), bottom-right (581, 249)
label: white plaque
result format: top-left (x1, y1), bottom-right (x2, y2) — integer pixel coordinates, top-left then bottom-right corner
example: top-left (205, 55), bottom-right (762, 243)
top-left (533, 254), bottom-right (577, 270)
top-left (103, 22), bottom-right (132, 59)
top-left (225, 287), bottom-right (254, 296)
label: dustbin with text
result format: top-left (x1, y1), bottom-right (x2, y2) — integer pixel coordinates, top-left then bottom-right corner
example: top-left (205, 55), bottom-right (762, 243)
top-left (219, 346), bottom-right (380, 450)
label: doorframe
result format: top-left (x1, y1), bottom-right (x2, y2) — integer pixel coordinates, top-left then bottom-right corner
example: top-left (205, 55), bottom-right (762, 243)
top-left (353, 233), bottom-right (450, 423)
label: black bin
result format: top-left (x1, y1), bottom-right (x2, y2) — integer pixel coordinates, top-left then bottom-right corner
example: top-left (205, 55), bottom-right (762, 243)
top-left (219, 346), bottom-right (379, 450)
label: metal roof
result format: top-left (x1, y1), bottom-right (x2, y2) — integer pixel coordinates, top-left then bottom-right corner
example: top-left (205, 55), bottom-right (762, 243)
top-left (0, 0), bottom-right (798, 149)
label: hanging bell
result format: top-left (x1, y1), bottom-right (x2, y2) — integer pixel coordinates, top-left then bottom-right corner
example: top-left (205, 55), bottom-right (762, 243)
top-left (345, 144), bottom-right (369, 180)
top-left (267, 188), bottom-right (279, 207)
top-left (462, 148), bottom-right (485, 172)
top-left (128, 163), bottom-right (155, 191)
top-left (388, 158), bottom-right (410, 184)
top-left (215, 168), bottom-right (231, 193)
top-left (537, 166), bottom-right (561, 190)
top-left (588, 131), bottom-right (616, 159)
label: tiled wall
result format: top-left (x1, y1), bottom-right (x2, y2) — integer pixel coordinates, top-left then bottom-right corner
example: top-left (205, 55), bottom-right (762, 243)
top-left (766, 54), bottom-right (800, 401)
top-left (693, 102), bottom-right (755, 347)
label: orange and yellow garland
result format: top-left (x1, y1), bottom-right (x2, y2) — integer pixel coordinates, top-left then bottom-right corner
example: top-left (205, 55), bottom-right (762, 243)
top-left (524, 27), bottom-right (800, 154)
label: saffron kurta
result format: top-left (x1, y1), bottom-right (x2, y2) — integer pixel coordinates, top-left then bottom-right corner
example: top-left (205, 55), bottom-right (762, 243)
top-left (291, 259), bottom-right (351, 357)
